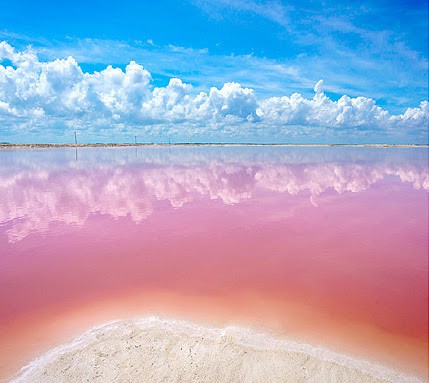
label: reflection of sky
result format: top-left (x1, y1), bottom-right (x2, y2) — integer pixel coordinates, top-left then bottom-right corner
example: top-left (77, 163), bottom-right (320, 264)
top-left (0, 147), bottom-right (427, 243)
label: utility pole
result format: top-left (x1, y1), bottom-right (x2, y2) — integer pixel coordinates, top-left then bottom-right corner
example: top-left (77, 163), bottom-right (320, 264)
top-left (74, 131), bottom-right (78, 161)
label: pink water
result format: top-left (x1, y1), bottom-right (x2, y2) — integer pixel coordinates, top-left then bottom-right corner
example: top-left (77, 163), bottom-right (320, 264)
top-left (0, 147), bottom-right (427, 380)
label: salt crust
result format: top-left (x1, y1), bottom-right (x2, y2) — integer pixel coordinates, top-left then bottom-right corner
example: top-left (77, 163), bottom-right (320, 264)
top-left (11, 317), bottom-right (424, 383)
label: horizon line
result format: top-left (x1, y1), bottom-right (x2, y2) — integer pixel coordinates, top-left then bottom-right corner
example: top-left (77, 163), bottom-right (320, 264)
top-left (0, 143), bottom-right (428, 149)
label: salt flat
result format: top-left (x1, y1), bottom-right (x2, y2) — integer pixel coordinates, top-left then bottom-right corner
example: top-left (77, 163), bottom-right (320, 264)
top-left (12, 318), bottom-right (424, 383)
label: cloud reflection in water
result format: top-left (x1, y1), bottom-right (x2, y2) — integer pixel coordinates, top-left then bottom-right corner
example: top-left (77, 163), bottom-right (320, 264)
top-left (0, 147), bottom-right (427, 243)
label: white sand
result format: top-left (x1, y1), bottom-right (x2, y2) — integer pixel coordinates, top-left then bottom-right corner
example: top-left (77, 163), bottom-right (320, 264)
top-left (11, 317), bottom-right (424, 383)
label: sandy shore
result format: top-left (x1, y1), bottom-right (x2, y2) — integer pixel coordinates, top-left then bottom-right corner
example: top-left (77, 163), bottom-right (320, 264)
top-left (10, 317), bottom-right (424, 383)
top-left (0, 143), bottom-right (427, 149)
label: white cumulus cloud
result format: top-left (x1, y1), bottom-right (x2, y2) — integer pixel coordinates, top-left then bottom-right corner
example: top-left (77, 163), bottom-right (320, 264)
top-left (0, 41), bottom-right (427, 138)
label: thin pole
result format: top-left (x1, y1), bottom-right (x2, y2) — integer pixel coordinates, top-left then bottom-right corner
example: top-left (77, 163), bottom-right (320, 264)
top-left (74, 131), bottom-right (77, 145)
top-left (135, 135), bottom-right (137, 145)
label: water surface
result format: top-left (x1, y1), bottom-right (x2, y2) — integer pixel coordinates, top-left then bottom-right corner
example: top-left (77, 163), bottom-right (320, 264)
top-left (0, 146), bottom-right (427, 381)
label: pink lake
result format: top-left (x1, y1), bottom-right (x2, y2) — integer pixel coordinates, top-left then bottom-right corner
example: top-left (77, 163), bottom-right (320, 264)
top-left (0, 146), bottom-right (427, 381)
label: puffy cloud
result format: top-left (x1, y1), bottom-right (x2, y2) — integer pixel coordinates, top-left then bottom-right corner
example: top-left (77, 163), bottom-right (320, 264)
top-left (313, 79), bottom-right (324, 94)
top-left (256, 91), bottom-right (425, 130)
top-left (0, 41), bottom-right (427, 136)
top-left (0, 43), bottom-right (152, 122)
top-left (392, 101), bottom-right (429, 128)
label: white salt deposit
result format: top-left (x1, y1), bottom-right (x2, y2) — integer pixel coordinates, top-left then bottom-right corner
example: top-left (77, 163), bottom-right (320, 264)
top-left (11, 317), bottom-right (425, 383)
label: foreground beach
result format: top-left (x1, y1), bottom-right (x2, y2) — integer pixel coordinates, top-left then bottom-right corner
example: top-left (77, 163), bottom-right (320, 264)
top-left (11, 317), bottom-right (423, 383)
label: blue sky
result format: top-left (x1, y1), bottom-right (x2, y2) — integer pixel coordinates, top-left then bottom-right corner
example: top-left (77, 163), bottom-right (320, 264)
top-left (0, 0), bottom-right (428, 143)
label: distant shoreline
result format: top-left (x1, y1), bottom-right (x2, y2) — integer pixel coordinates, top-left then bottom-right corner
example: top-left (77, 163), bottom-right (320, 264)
top-left (0, 143), bottom-right (428, 149)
